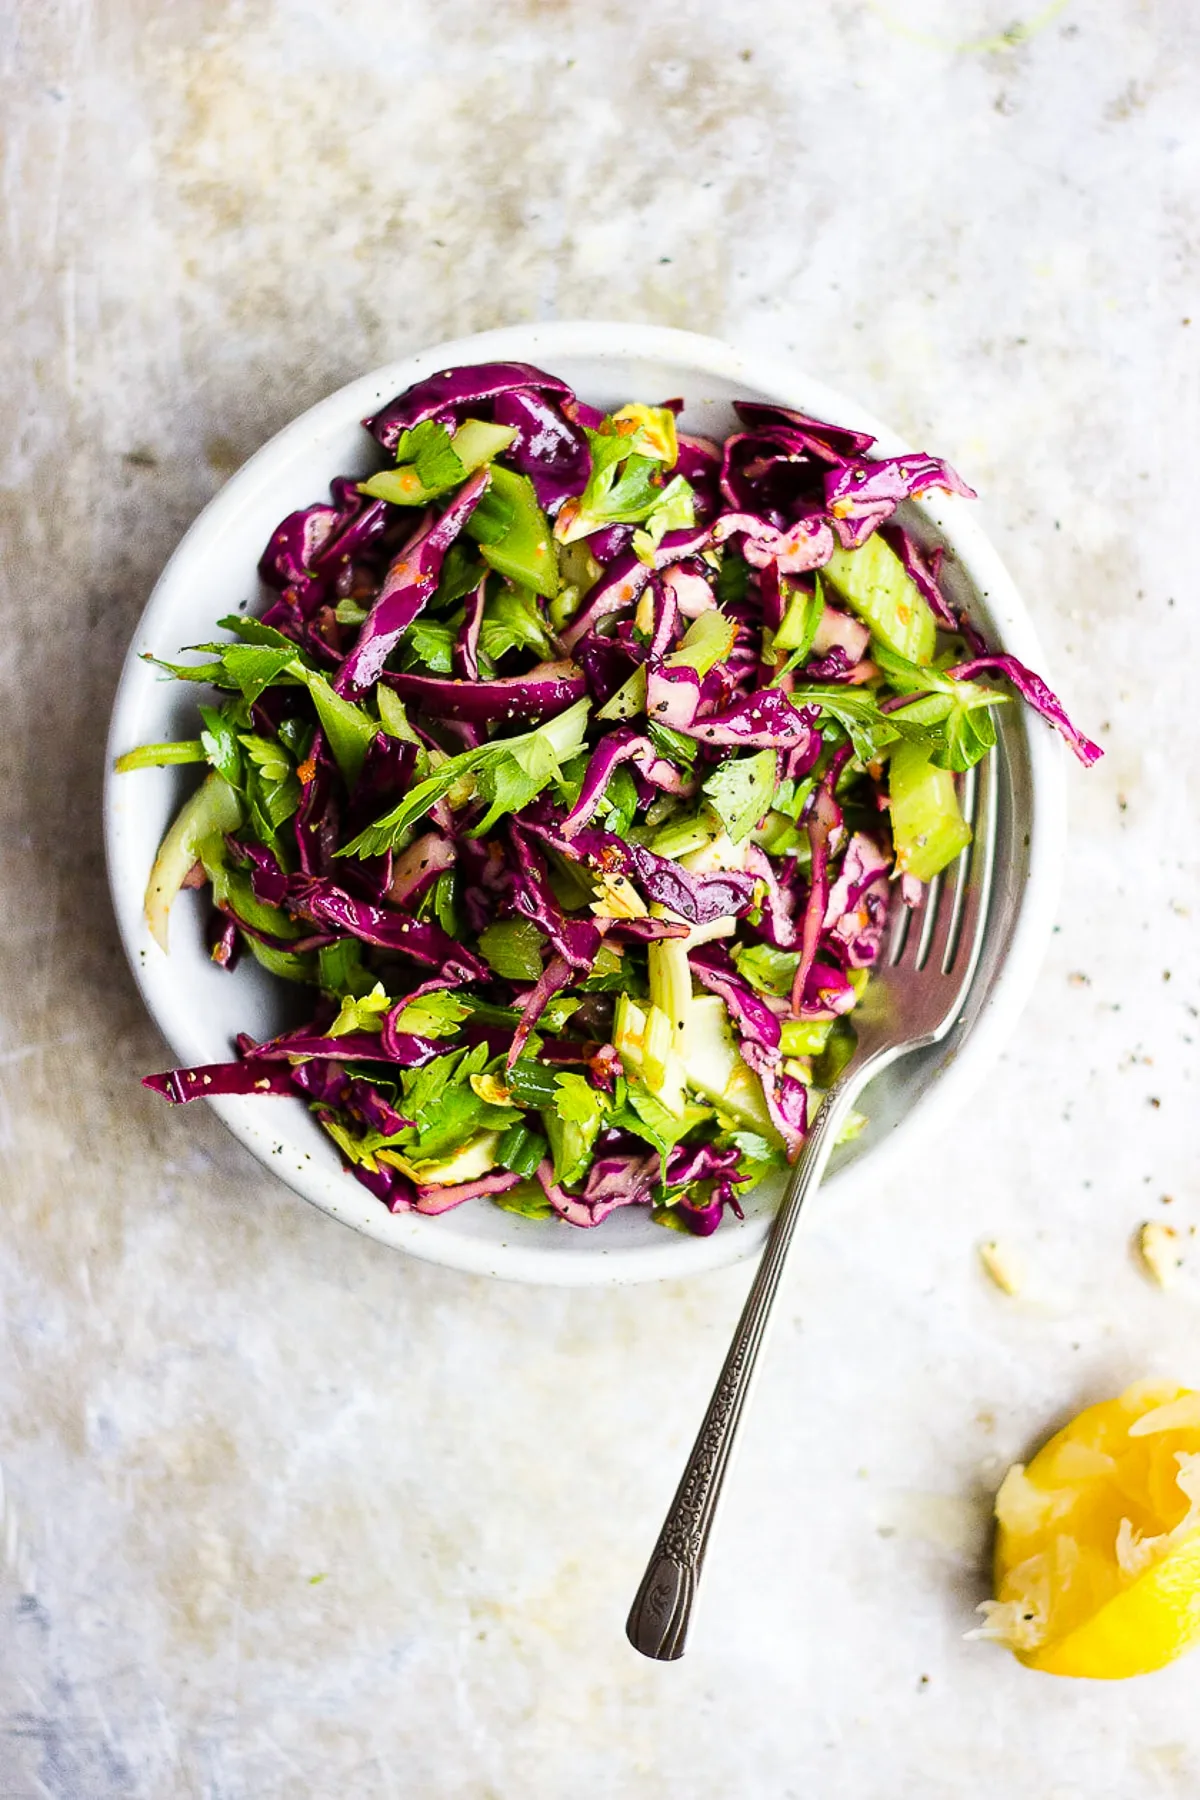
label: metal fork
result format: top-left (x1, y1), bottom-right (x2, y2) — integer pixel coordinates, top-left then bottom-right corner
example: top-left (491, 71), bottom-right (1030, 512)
top-left (626, 752), bottom-right (998, 1661)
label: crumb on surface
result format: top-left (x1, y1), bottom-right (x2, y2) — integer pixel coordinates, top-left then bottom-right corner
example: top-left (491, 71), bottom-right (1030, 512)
top-left (979, 1239), bottom-right (1022, 1297)
top-left (1138, 1221), bottom-right (1182, 1287)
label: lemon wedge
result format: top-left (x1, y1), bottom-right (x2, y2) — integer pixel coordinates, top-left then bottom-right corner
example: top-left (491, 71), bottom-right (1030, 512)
top-left (976, 1382), bottom-right (1200, 1678)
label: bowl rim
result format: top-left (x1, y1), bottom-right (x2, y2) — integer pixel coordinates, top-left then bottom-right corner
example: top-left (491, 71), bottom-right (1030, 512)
top-left (104, 320), bottom-right (1065, 1285)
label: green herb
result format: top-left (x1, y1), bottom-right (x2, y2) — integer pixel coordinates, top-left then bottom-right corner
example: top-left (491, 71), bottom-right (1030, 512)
top-left (479, 587), bottom-right (555, 664)
top-left (631, 474), bottom-right (698, 560)
top-left (204, 858), bottom-right (303, 941)
top-left (469, 731), bottom-right (561, 836)
top-left (199, 703), bottom-right (244, 787)
top-left (436, 543), bottom-right (488, 609)
top-left (337, 698), bottom-right (590, 859)
top-left (317, 939), bottom-right (375, 997)
top-left (394, 419), bottom-right (466, 491)
top-left (715, 553), bottom-right (750, 607)
top-left (539, 995), bottom-right (583, 1034)
top-left (220, 644), bottom-right (298, 705)
top-left (238, 731), bottom-right (302, 853)
top-left (732, 941), bottom-right (801, 999)
top-left (597, 761), bottom-right (639, 838)
top-left (647, 721), bottom-right (698, 769)
top-left (789, 685), bottom-right (902, 763)
top-left (433, 868), bottom-right (458, 938)
top-left (477, 918), bottom-right (547, 982)
top-left (870, 644), bottom-right (1009, 772)
top-left (403, 618), bottom-right (457, 675)
top-left (395, 1043), bottom-right (517, 1162)
top-left (376, 687), bottom-right (421, 744)
top-left (392, 989), bottom-right (471, 1039)
top-left (551, 1071), bottom-right (607, 1129)
top-left (703, 749), bottom-right (777, 843)
top-left (612, 1086), bottom-right (711, 1172)
top-left (559, 409), bottom-right (693, 545)
top-left (327, 983), bottom-right (392, 1038)
top-left (729, 1129), bottom-right (787, 1171)
top-left (581, 942), bottom-right (630, 992)
top-left (277, 714), bottom-right (314, 762)
top-left (292, 665), bottom-right (378, 786)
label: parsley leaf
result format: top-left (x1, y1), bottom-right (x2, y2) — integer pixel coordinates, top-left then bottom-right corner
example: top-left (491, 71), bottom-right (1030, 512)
top-left (436, 542), bottom-right (488, 608)
top-left (391, 990), bottom-right (471, 1038)
top-left (327, 983), bottom-right (392, 1038)
top-left (479, 587), bottom-right (554, 665)
top-left (789, 685), bottom-right (902, 763)
top-left (337, 699), bottom-right (591, 859)
top-left (222, 644), bottom-right (298, 704)
top-left (551, 1071), bottom-right (608, 1129)
top-left (403, 618), bottom-right (457, 675)
top-left (703, 749), bottom-right (778, 843)
top-left (317, 939), bottom-right (376, 997)
top-left (477, 919), bottom-right (547, 982)
top-left (199, 703), bottom-right (244, 788)
top-left (870, 645), bottom-right (1009, 773)
top-left (394, 419), bottom-right (466, 492)
top-left (732, 942), bottom-right (800, 999)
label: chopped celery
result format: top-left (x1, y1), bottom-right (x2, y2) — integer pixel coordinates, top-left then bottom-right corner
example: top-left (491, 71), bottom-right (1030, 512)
top-left (813, 1017), bottom-right (857, 1087)
top-left (772, 579), bottom-right (824, 656)
top-left (143, 771), bottom-right (243, 952)
top-left (497, 1122), bottom-right (549, 1178)
top-left (648, 808), bottom-right (718, 860)
top-left (407, 1130), bottom-right (502, 1186)
top-left (613, 993), bottom-right (648, 1074)
top-left (665, 606), bottom-right (738, 676)
top-left (450, 418), bottom-right (519, 470)
top-left (466, 465), bottom-right (559, 600)
top-left (641, 1004), bottom-right (675, 1093)
top-left (888, 740), bottom-right (972, 881)
top-left (680, 995), bottom-right (776, 1135)
top-left (541, 1105), bottom-right (602, 1186)
top-left (114, 740), bottom-right (206, 773)
top-left (822, 534), bottom-right (937, 665)
top-left (243, 938), bottom-right (318, 984)
top-left (360, 418), bottom-right (517, 507)
top-left (647, 938), bottom-right (692, 1050)
top-left (493, 1180), bottom-right (556, 1220)
top-left (780, 1018), bottom-right (834, 1057)
top-left (596, 664), bottom-right (647, 722)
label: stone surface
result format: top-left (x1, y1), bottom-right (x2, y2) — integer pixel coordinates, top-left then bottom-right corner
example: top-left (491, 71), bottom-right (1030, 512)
top-left (1, 1), bottom-right (1198, 1794)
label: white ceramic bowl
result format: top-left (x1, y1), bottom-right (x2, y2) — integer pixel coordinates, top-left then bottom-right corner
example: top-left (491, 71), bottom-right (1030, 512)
top-left (105, 322), bottom-right (1064, 1285)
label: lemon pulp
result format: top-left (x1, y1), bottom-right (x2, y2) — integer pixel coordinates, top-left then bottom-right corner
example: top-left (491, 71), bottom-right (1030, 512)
top-left (977, 1382), bottom-right (1200, 1678)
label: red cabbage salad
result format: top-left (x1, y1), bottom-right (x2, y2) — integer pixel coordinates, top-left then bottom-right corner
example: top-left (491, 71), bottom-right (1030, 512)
top-left (119, 362), bottom-right (1099, 1234)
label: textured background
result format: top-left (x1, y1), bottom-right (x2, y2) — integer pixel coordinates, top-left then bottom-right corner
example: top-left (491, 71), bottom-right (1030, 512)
top-left (2, 2), bottom-right (1198, 1795)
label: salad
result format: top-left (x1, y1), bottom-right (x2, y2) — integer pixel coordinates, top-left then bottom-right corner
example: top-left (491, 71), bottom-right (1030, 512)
top-left (119, 361), bottom-right (1099, 1234)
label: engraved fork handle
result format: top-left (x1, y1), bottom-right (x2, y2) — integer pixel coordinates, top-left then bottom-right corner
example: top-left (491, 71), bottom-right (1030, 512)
top-left (625, 1068), bottom-right (869, 1660)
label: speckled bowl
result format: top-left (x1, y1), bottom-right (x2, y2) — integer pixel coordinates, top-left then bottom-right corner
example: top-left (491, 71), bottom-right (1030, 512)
top-left (105, 322), bottom-right (1064, 1285)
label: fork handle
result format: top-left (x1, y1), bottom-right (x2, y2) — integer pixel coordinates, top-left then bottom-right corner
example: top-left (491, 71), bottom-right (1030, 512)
top-left (625, 1072), bottom-right (865, 1661)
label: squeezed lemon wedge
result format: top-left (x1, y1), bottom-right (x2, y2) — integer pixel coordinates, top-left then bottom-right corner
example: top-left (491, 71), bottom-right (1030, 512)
top-left (976, 1382), bottom-right (1200, 1678)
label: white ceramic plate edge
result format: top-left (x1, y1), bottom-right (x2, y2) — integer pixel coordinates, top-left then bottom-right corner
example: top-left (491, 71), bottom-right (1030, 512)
top-left (105, 322), bottom-right (1065, 1285)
